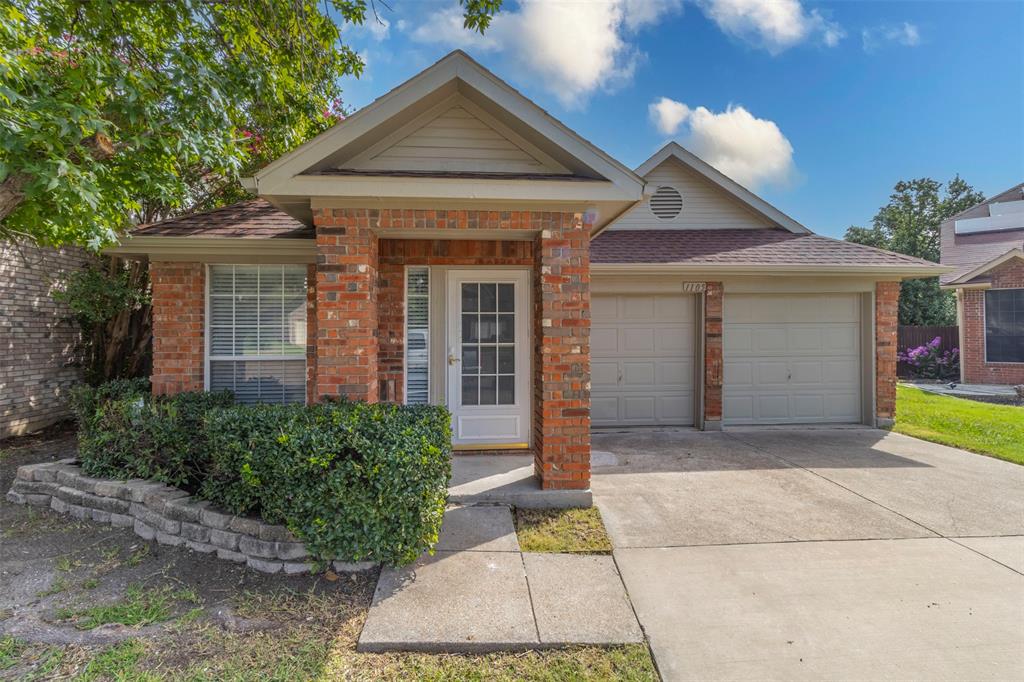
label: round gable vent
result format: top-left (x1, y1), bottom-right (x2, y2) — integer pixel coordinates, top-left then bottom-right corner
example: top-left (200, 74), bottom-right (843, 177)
top-left (650, 186), bottom-right (683, 220)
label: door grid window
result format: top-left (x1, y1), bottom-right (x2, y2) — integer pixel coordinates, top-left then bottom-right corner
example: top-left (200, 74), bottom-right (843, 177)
top-left (460, 282), bottom-right (515, 405)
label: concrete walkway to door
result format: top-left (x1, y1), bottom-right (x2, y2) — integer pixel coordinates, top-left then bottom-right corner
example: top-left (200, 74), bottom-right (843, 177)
top-left (592, 427), bottom-right (1024, 681)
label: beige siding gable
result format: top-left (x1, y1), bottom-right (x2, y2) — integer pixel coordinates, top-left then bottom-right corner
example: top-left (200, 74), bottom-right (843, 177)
top-left (343, 97), bottom-right (570, 175)
top-left (611, 158), bottom-right (775, 230)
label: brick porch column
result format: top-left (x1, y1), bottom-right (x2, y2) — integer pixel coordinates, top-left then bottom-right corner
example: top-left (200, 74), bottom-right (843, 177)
top-left (703, 282), bottom-right (724, 430)
top-left (313, 208), bottom-right (379, 402)
top-left (150, 261), bottom-right (205, 396)
top-left (875, 281), bottom-right (899, 427)
top-left (533, 212), bottom-right (591, 490)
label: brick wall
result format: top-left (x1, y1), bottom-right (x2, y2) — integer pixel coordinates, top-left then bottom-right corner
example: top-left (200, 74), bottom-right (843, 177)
top-left (960, 258), bottom-right (1024, 385)
top-left (313, 209), bottom-right (379, 402)
top-left (875, 281), bottom-right (899, 426)
top-left (533, 213), bottom-right (591, 490)
top-left (377, 238), bottom-right (534, 402)
top-left (150, 262), bottom-right (205, 396)
top-left (0, 242), bottom-right (89, 438)
top-left (702, 282), bottom-right (724, 429)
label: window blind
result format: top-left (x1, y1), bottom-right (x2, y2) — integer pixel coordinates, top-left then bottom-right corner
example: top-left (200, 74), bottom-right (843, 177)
top-left (208, 264), bottom-right (307, 404)
top-left (406, 267), bottom-right (430, 404)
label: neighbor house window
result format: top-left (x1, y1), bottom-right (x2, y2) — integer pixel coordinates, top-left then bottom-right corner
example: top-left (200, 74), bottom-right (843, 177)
top-left (405, 267), bottom-right (430, 404)
top-left (207, 264), bottom-right (307, 403)
top-left (985, 288), bottom-right (1024, 363)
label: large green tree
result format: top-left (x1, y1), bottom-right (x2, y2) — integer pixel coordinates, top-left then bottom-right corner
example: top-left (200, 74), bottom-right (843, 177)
top-left (0, 0), bottom-right (500, 247)
top-left (845, 177), bottom-right (985, 326)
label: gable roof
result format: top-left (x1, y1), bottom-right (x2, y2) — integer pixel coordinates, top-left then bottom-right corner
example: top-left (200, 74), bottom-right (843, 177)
top-left (247, 50), bottom-right (644, 228)
top-left (612, 142), bottom-right (810, 235)
top-left (943, 248), bottom-right (1024, 287)
top-left (592, 228), bottom-right (949, 276)
top-left (940, 182), bottom-right (1024, 285)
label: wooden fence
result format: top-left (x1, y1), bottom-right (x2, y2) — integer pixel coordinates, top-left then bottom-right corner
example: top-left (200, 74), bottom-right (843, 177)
top-left (896, 325), bottom-right (959, 379)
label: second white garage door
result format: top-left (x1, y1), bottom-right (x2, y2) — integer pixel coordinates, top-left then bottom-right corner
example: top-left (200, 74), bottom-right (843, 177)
top-left (592, 294), bottom-right (696, 427)
top-left (724, 293), bottom-right (863, 425)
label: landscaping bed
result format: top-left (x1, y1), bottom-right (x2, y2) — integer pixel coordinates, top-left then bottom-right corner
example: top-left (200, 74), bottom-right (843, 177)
top-left (1, 433), bottom-right (657, 681)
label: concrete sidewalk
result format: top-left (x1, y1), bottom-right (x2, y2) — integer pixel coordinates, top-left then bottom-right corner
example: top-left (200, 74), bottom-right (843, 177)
top-left (357, 505), bottom-right (642, 652)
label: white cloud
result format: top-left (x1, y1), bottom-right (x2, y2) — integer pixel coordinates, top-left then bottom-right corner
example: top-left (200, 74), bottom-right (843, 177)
top-left (366, 17), bottom-right (390, 41)
top-left (862, 22), bottom-right (921, 52)
top-left (649, 97), bottom-right (692, 136)
top-left (409, 0), bottom-right (682, 108)
top-left (698, 0), bottom-right (844, 53)
top-left (649, 97), bottom-right (796, 189)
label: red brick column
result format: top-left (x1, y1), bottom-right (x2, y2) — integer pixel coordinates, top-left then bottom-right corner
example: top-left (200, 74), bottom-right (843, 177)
top-left (875, 281), bottom-right (899, 427)
top-left (313, 208), bottom-right (379, 402)
top-left (703, 282), bottom-right (724, 430)
top-left (150, 262), bottom-right (205, 396)
top-left (533, 213), bottom-right (591, 490)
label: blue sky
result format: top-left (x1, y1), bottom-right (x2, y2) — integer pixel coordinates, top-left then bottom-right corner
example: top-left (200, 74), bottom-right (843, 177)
top-left (337, 0), bottom-right (1023, 237)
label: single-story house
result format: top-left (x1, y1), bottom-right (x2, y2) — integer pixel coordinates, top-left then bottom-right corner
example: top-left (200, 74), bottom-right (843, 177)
top-left (108, 50), bottom-right (947, 491)
top-left (939, 183), bottom-right (1024, 385)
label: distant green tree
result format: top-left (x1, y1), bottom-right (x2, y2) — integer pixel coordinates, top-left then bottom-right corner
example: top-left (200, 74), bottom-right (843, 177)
top-left (845, 177), bottom-right (985, 326)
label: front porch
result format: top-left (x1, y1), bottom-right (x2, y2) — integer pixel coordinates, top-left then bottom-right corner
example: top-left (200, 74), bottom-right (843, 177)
top-left (310, 208), bottom-right (593, 490)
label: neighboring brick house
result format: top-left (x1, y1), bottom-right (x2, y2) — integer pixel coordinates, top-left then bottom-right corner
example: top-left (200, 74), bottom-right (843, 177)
top-left (940, 183), bottom-right (1024, 385)
top-left (108, 51), bottom-right (945, 496)
top-left (1, 241), bottom-right (89, 438)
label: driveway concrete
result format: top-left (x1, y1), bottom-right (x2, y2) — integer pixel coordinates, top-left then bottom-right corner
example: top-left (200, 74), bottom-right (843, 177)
top-left (593, 428), bottom-right (1024, 681)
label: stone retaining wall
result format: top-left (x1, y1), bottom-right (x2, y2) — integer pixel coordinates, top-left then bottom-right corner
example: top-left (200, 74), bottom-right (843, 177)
top-left (6, 460), bottom-right (376, 576)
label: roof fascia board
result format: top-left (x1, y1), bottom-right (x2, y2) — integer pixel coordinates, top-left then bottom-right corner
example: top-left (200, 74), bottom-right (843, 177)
top-left (104, 236), bottom-right (315, 262)
top-left (591, 262), bottom-right (952, 277)
top-left (634, 143), bottom-right (810, 235)
top-left (945, 248), bottom-right (1024, 284)
top-left (271, 175), bottom-right (634, 202)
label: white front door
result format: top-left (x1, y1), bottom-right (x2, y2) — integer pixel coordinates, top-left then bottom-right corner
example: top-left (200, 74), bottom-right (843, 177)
top-left (446, 270), bottom-right (531, 447)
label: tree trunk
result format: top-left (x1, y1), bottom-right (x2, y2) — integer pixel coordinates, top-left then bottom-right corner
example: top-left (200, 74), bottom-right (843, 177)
top-left (0, 173), bottom-right (31, 222)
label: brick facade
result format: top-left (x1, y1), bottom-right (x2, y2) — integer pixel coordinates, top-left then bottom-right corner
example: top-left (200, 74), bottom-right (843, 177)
top-left (313, 210), bottom-right (379, 402)
top-left (960, 258), bottom-right (1024, 385)
top-left (150, 262), bottom-right (205, 396)
top-left (533, 214), bottom-right (591, 490)
top-left (875, 281), bottom-right (899, 426)
top-left (1, 242), bottom-right (89, 438)
top-left (702, 282), bottom-right (724, 429)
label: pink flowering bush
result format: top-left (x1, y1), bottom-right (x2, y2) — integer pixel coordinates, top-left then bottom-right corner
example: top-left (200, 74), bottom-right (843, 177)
top-left (898, 336), bottom-right (959, 380)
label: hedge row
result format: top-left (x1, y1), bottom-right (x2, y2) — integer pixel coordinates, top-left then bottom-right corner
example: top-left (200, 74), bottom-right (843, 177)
top-left (70, 381), bottom-right (452, 566)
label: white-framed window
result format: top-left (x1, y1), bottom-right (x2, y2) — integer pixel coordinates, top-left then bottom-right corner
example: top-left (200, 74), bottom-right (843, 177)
top-left (206, 264), bottom-right (307, 404)
top-left (405, 266), bottom-right (430, 404)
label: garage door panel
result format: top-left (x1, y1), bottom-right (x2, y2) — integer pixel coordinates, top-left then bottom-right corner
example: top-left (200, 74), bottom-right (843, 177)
top-left (725, 294), bottom-right (862, 425)
top-left (592, 293), bottom-right (695, 427)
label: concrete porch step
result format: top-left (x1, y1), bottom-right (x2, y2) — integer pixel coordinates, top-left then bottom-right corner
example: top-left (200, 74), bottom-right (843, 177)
top-left (448, 454), bottom-right (592, 509)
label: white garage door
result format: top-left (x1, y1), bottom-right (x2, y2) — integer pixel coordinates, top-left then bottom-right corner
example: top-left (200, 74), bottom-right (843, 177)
top-left (724, 293), bottom-right (862, 425)
top-left (592, 294), bottom-right (695, 427)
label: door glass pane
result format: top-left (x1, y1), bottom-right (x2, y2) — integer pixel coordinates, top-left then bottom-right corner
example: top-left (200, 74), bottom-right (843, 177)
top-left (480, 346), bottom-right (496, 374)
top-left (498, 375), bottom-right (515, 405)
top-left (461, 283), bottom-right (479, 312)
top-left (461, 376), bottom-right (479, 405)
top-left (462, 314), bottom-right (479, 343)
top-left (498, 283), bottom-right (514, 312)
top-left (462, 346), bottom-right (479, 373)
top-left (480, 283), bottom-right (497, 312)
top-left (498, 346), bottom-right (515, 374)
top-left (479, 314), bottom-right (498, 343)
top-left (479, 376), bottom-right (497, 405)
top-left (498, 314), bottom-right (515, 343)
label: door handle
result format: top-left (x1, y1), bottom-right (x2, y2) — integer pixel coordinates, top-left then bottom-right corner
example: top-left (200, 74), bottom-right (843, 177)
top-left (448, 347), bottom-right (460, 366)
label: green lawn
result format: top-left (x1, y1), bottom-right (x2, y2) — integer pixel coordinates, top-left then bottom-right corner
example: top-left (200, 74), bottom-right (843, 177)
top-left (894, 385), bottom-right (1024, 465)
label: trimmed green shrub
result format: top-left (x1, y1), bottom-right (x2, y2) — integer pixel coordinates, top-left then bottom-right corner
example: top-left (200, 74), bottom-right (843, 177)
top-left (201, 400), bottom-right (452, 566)
top-left (70, 381), bottom-right (452, 566)
top-left (71, 381), bottom-right (233, 490)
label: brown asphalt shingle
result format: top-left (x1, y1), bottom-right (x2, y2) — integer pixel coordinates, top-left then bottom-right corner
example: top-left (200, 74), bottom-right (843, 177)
top-left (591, 228), bottom-right (939, 267)
top-left (132, 199), bottom-right (311, 238)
